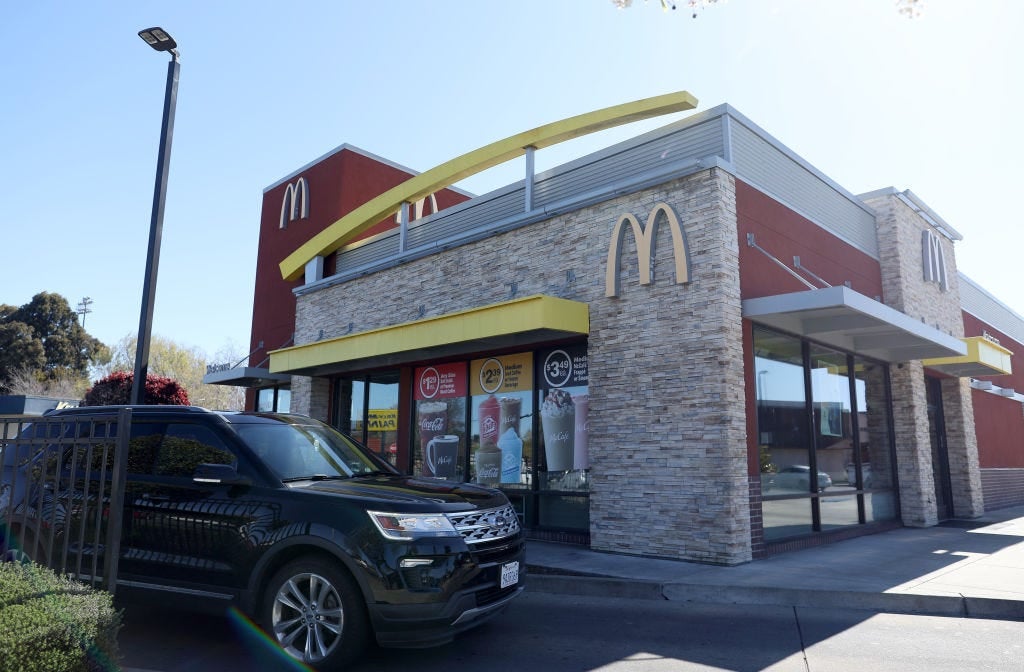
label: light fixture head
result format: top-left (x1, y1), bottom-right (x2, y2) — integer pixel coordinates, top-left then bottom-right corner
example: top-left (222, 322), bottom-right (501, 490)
top-left (138, 27), bottom-right (177, 52)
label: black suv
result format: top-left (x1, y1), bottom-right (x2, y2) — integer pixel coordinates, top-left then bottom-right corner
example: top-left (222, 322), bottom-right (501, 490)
top-left (0, 406), bottom-right (524, 669)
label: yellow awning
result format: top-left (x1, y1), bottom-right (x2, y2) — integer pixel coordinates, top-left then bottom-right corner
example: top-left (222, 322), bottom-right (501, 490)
top-left (922, 336), bottom-right (1013, 378)
top-left (269, 295), bottom-right (589, 377)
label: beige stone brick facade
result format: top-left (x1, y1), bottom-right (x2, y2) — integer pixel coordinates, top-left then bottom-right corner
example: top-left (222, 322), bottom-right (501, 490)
top-left (291, 168), bottom-right (752, 565)
top-left (865, 192), bottom-right (984, 523)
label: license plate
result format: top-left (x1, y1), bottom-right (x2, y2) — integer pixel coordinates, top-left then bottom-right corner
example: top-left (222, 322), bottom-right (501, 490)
top-left (500, 561), bottom-right (519, 589)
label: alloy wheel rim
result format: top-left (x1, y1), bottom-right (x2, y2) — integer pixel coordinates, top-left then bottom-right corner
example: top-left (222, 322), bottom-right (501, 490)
top-left (271, 571), bottom-right (345, 663)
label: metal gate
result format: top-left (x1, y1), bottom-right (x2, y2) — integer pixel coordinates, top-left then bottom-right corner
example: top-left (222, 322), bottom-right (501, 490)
top-left (1, 408), bottom-right (130, 592)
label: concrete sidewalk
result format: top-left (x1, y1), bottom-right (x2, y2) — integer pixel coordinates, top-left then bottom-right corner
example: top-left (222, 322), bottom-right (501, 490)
top-left (524, 504), bottom-right (1024, 620)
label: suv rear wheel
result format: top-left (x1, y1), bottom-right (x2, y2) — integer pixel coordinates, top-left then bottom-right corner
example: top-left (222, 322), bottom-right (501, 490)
top-left (263, 557), bottom-right (369, 670)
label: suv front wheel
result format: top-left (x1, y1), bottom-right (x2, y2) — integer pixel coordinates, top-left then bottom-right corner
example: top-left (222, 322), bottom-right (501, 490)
top-left (263, 557), bottom-right (369, 670)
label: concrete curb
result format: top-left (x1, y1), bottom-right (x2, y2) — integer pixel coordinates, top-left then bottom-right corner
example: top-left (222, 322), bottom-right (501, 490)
top-left (525, 574), bottom-right (1024, 621)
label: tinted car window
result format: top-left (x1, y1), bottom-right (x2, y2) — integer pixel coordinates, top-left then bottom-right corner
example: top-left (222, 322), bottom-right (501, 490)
top-left (232, 422), bottom-right (394, 481)
top-left (154, 423), bottom-right (235, 477)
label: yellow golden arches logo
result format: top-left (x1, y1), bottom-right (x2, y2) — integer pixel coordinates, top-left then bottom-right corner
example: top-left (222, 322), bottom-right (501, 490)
top-left (279, 91), bottom-right (698, 281)
top-left (605, 202), bottom-right (691, 298)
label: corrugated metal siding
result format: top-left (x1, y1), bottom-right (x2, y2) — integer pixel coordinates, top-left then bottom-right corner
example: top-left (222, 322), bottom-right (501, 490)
top-left (328, 105), bottom-right (884, 284)
top-left (532, 118), bottom-right (725, 208)
top-left (335, 233), bottom-right (399, 274)
top-left (406, 187), bottom-right (527, 249)
top-left (959, 273), bottom-right (1024, 345)
top-left (330, 117), bottom-right (725, 279)
top-left (729, 121), bottom-right (879, 258)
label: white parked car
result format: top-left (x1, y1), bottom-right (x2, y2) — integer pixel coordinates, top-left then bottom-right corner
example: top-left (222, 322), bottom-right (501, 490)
top-left (767, 465), bottom-right (832, 492)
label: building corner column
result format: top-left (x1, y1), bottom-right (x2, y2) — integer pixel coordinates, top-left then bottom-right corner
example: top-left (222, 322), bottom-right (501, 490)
top-left (941, 377), bottom-right (985, 517)
top-left (890, 361), bottom-right (939, 527)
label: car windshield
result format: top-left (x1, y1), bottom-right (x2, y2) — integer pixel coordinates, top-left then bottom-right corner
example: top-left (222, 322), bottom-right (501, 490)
top-left (232, 420), bottom-right (397, 482)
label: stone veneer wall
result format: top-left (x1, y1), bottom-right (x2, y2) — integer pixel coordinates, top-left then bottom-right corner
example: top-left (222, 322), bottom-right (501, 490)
top-left (865, 193), bottom-right (983, 523)
top-left (291, 168), bottom-right (751, 564)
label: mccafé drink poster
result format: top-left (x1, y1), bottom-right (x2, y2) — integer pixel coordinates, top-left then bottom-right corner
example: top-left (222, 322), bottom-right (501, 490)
top-left (470, 353), bottom-right (533, 487)
top-left (413, 363), bottom-right (467, 479)
top-left (537, 344), bottom-right (590, 475)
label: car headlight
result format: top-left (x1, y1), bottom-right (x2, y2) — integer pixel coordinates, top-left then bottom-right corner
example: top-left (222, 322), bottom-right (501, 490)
top-left (367, 511), bottom-right (458, 540)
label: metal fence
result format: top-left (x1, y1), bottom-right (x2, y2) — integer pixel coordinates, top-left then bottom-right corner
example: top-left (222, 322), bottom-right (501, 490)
top-left (1, 409), bottom-right (130, 593)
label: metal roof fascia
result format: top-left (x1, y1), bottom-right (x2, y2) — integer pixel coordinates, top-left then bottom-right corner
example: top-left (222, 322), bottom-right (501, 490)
top-left (742, 285), bottom-right (967, 362)
top-left (201, 367), bottom-right (292, 387)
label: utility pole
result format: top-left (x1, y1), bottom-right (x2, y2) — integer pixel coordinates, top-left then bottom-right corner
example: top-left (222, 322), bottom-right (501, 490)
top-left (77, 297), bottom-right (94, 328)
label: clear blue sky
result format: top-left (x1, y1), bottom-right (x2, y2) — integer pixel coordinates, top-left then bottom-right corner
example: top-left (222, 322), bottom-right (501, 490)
top-left (3, 1), bottom-right (1021, 364)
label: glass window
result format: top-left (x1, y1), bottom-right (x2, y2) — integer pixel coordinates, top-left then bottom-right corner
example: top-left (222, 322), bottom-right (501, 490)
top-left (413, 363), bottom-right (467, 480)
top-left (470, 354), bottom-right (533, 487)
top-left (819, 495), bottom-right (861, 530)
top-left (855, 357), bottom-right (898, 522)
top-left (808, 345), bottom-right (852, 494)
top-left (537, 345), bottom-right (589, 495)
top-left (256, 386), bottom-right (290, 413)
top-left (366, 375), bottom-right (399, 464)
top-left (755, 326), bottom-right (898, 542)
top-left (349, 380), bottom-right (365, 439)
top-left (762, 498), bottom-right (813, 541)
top-left (155, 423), bottom-right (235, 476)
top-left (333, 375), bottom-right (397, 465)
top-left (276, 388), bottom-right (291, 413)
top-left (257, 388), bottom-right (275, 413)
top-left (754, 328), bottom-right (810, 498)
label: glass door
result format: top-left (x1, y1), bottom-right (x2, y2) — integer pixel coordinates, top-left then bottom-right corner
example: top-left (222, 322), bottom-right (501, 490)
top-left (332, 373), bottom-right (400, 466)
top-left (926, 376), bottom-right (954, 520)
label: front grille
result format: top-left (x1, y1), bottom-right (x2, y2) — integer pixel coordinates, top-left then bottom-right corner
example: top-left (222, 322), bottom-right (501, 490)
top-left (446, 504), bottom-right (520, 544)
top-left (475, 584), bottom-right (518, 607)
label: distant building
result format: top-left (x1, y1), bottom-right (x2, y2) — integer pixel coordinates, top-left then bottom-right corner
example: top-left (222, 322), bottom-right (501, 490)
top-left (206, 98), bottom-right (1024, 564)
top-left (0, 394), bottom-right (79, 437)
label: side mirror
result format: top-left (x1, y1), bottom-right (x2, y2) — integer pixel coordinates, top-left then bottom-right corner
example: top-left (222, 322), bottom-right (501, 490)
top-left (193, 463), bottom-right (251, 487)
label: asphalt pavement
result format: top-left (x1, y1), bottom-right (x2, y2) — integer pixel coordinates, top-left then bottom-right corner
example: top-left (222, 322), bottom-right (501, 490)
top-left (118, 505), bottom-right (1024, 671)
top-left (526, 503), bottom-right (1024, 620)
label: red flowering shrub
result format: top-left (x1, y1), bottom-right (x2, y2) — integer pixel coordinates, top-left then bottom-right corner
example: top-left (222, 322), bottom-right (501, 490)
top-left (83, 371), bottom-right (190, 406)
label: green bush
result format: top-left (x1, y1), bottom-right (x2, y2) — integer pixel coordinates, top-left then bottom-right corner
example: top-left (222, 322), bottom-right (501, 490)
top-left (0, 562), bottom-right (121, 672)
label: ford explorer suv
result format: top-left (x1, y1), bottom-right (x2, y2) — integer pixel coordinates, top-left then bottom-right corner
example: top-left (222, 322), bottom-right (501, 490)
top-left (0, 406), bottom-right (525, 669)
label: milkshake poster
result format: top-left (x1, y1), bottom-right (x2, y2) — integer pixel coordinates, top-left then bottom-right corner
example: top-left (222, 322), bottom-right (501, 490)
top-left (470, 353), bottom-right (533, 486)
top-left (538, 345), bottom-right (589, 475)
top-left (413, 363), bottom-right (467, 478)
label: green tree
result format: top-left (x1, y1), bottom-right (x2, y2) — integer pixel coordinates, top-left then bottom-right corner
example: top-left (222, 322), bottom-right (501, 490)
top-left (98, 335), bottom-right (245, 411)
top-left (0, 320), bottom-right (46, 378)
top-left (9, 292), bottom-right (108, 378)
top-left (0, 293), bottom-right (109, 396)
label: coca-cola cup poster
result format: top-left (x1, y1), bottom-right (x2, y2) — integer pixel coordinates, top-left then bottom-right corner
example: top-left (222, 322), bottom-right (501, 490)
top-left (470, 353), bottom-right (533, 487)
top-left (414, 363), bottom-right (467, 478)
top-left (537, 345), bottom-right (589, 487)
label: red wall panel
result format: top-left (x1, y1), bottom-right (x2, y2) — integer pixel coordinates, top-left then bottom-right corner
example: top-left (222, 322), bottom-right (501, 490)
top-left (735, 181), bottom-right (882, 301)
top-left (247, 149), bottom-right (470, 407)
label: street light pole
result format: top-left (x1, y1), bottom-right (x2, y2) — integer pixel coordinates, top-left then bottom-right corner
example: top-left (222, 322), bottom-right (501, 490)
top-left (131, 28), bottom-right (180, 405)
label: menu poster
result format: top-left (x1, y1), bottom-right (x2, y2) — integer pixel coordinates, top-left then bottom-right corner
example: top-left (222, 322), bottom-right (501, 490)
top-left (413, 363), bottom-right (467, 479)
top-left (470, 353), bottom-right (533, 486)
top-left (538, 345), bottom-right (590, 474)
top-left (470, 353), bottom-right (533, 395)
top-left (414, 363), bottom-right (468, 401)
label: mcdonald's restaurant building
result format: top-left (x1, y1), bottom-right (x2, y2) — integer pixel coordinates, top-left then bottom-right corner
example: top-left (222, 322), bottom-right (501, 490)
top-left (206, 97), bottom-right (1024, 565)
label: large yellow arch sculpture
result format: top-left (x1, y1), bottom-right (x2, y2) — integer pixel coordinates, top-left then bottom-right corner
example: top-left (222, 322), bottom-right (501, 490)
top-left (279, 90), bottom-right (699, 281)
